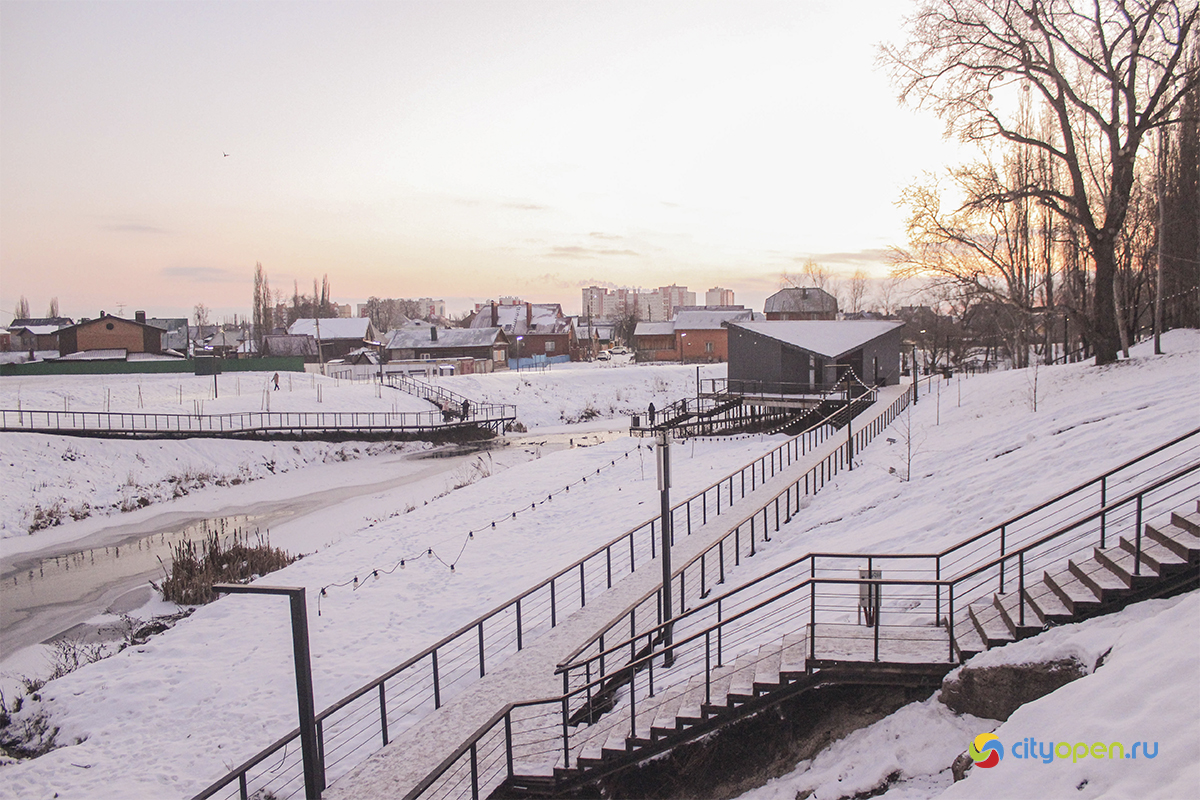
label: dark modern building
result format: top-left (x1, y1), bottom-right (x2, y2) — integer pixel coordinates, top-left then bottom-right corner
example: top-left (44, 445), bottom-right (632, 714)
top-left (727, 320), bottom-right (906, 392)
top-left (763, 287), bottom-right (838, 320)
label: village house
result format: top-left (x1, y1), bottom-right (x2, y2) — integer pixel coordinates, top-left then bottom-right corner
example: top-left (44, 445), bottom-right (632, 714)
top-left (54, 312), bottom-right (174, 361)
top-left (288, 317), bottom-right (380, 361)
top-left (469, 302), bottom-right (573, 364)
top-left (726, 320), bottom-right (906, 392)
top-left (633, 307), bottom-right (757, 362)
top-left (385, 326), bottom-right (510, 373)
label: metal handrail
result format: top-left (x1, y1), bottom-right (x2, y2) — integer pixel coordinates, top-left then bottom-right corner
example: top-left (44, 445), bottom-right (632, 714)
top-left (189, 380), bottom-right (884, 800)
top-left (411, 455), bottom-right (1198, 800)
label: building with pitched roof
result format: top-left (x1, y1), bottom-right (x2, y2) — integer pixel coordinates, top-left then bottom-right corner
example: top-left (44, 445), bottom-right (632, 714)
top-left (727, 320), bottom-right (905, 391)
top-left (763, 287), bottom-right (839, 320)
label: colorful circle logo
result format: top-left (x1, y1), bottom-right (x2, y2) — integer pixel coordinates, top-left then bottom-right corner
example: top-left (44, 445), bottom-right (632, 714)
top-left (969, 733), bottom-right (1004, 768)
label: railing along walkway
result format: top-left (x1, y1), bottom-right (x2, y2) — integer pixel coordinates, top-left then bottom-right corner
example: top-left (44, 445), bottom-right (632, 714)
top-left (322, 385), bottom-right (910, 799)
top-left (0, 406), bottom-right (515, 439)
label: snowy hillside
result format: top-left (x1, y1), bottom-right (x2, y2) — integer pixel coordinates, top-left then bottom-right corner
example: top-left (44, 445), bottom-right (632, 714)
top-left (0, 361), bottom-right (710, 536)
top-left (0, 332), bottom-right (1196, 799)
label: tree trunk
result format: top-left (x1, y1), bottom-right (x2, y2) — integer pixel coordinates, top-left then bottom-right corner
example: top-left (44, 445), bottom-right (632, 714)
top-left (1091, 234), bottom-right (1121, 365)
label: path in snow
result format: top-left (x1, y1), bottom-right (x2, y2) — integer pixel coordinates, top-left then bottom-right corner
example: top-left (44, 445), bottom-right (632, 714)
top-left (326, 387), bottom-right (908, 798)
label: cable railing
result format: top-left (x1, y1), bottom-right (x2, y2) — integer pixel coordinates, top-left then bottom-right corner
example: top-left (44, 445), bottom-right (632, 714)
top-left (0, 406), bottom-right (515, 437)
top-left (411, 442), bottom-right (1200, 800)
top-left (190, 382), bottom-right (887, 800)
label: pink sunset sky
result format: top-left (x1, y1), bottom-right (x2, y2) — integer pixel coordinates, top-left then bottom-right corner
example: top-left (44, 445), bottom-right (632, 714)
top-left (1, 0), bottom-right (966, 323)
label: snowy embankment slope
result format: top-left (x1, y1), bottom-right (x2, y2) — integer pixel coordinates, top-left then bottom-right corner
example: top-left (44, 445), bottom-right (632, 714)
top-left (0, 363), bottom-right (710, 536)
top-left (0, 334), bottom-right (1197, 799)
top-left (740, 592), bottom-right (1199, 800)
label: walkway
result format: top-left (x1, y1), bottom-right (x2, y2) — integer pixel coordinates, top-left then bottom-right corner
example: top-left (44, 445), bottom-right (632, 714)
top-left (325, 385), bottom-right (908, 799)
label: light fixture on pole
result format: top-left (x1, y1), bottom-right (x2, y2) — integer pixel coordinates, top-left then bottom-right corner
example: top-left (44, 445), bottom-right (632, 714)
top-left (213, 583), bottom-right (323, 799)
top-left (656, 430), bottom-right (674, 666)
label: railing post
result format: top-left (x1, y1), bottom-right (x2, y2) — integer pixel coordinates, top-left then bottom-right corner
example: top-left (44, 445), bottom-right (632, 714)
top-left (516, 599), bottom-right (523, 651)
top-left (1134, 494), bottom-right (1143, 576)
top-left (478, 621), bottom-right (486, 677)
top-left (505, 711), bottom-right (514, 779)
top-left (1018, 552), bottom-right (1025, 627)
top-left (999, 525), bottom-right (1006, 594)
top-left (551, 578), bottom-right (557, 627)
top-left (469, 742), bottom-right (479, 800)
top-left (432, 649), bottom-right (441, 709)
top-left (379, 683), bottom-right (389, 745)
top-left (562, 696), bottom-right (571, 769)
top-left (809, 583), bottom-right (816, 662)
top-left (705, 631), bottom-right (712, 705)
top-left (935, 556), bottom-right (941, 627)
top-left (948, 585), bottom-right (955, 662)
top-left (1100, 476), bottom-right (1107, 548)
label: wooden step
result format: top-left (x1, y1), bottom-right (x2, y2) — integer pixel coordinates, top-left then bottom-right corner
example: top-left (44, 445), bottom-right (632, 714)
top-left (1022, 582), bottom-right (1074, 625)
top-left (649, 694), bottom-right (685, 740)
top-left (752, 646), bottom-right (783, 695)
top-left (1043, 569), bottom-right (1103, 615)
top-left (1068, 558), bottom-right (1130, 603)
top-left (991, 592), bottom-right (1043, 639)
top-left (1172, 510), bottom-right (1200, 537)
top-left (724, 654), bottom-right (760, 704)
top-left (1117, 536), bottom-right (1191, 575)
top-left (1148, 520), bottom-right (1200, 563)
top-left (1092, 544), bottom-right (1161, 589)
top-left (780, 631), bottom-right (808, 676)
top-left (951, 615), bottom-right (986, 660)
top-left (968, 600), bottom-right (1016, 648)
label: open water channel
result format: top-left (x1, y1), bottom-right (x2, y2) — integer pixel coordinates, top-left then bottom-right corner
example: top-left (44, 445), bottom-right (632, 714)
top-left (0, 427), bottom-right (625, 665)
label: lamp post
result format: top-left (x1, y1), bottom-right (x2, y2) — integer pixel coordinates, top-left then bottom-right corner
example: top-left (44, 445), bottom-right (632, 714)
top-left (656, 430), bottom-right (674, 666)
top-left (515, 335), bottom-right (523, 372)
top-left (214, 583), bottom-right (322, 799)
top-left (679, 332), bottom-right (687, 364)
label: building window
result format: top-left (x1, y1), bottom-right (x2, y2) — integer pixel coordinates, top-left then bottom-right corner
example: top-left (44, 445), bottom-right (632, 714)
top-left (545, 340), bottom-right (555, 352)
top-left (705, 341), bottom-right (714, 353)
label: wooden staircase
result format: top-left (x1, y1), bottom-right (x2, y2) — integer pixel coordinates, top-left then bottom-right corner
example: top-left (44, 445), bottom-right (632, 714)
top-left (498, 503), bottom-right (1199, 797)
top-left (954, 504), bottom-right (1200, 660)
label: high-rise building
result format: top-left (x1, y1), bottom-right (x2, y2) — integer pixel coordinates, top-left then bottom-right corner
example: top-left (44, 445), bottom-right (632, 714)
top-left (706, 287), bottom-right (735, 306)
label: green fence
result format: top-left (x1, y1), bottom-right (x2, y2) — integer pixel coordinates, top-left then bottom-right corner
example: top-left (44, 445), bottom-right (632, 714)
top-left (0, 357), bottom-right (306, 377)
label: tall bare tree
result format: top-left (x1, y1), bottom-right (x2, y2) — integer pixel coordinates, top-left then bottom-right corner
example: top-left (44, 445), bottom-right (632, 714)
top-left (13, 296), bottom-right (30, 320)
top-left (883, 0), bottom-right (1200, 365)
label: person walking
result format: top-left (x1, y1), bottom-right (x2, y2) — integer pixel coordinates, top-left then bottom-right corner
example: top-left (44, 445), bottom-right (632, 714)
top-left (648, 402), bottom-right (656, 425)
top-left (461, 399), bottom-right (470, 419)
top-left (272, 373), bottom-right (280, 391)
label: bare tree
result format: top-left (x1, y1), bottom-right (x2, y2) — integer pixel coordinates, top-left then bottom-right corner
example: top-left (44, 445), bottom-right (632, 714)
top-left (47, 298), bottom-right (59, 318)
top-left (883, 0), bottom-right (1200, 365)
top-left (846, 269), bottom-right (870, 314)
top-left (252, 262), bottom-right (271, 352)
top-left (13, 296), bottom-right (30, 320)
top-left (193, 303), bottom-right (210, 328)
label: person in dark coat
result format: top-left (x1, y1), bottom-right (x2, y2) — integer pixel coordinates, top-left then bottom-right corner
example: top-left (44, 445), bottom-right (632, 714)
top-left (648, 402), bottom-right (656, 425)
top-left (461, 399), bottom-right (470, 419)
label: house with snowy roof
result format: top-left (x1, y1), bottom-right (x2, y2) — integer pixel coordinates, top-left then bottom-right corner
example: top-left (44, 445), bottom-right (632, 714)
top-left (469, 302), bottom-right (573, 362)
top-left (385, 326), bottom-right (510, 372)
top-left (633, 307), bottom-right (758, 362)
top-left (288, 317), bottom-right (380, 361)
top-left (727, 320), bottom-right (905, 392)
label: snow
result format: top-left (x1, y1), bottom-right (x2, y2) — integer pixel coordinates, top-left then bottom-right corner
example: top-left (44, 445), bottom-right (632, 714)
top-left (732, 320), bottom-right (905, 357)
top-left (0, 332), bottom-right (1196, 799)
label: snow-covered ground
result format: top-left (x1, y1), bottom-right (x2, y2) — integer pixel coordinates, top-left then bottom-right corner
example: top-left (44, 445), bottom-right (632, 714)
top-left (0, 334), bottom-right (1197, 799)
top-left (0, 361), bottom-right (712, 536)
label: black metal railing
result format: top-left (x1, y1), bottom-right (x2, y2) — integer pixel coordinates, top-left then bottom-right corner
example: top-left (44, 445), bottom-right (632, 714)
top-left (408, 431), bottom-right (1199, 799)
top-left (189, 383), bottom-right (889, 800)
top-left (0, 406), bottom-right (514, 437)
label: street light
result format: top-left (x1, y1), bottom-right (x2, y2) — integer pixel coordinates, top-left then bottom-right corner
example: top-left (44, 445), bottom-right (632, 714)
top-left (214, 583), bottom-right (322, 799)
top-left (515, 335), bottom-right (524, 371)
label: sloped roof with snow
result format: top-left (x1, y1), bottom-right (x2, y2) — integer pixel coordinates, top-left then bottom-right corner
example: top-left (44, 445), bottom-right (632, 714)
top-left (634, 322), bottom-right (676, 337)
top-left (673, 308), bottom-right (758, 330)
top-left (730, 320), bottom-right (905, 357)
top-left (288, 318), bottom-right (372, 340)
top-left (764, 287), bottom-right (839, 314)
top-left (386, 327), bottom-right (506, 350)
top-left (469, 304), bottom-right (568, 335)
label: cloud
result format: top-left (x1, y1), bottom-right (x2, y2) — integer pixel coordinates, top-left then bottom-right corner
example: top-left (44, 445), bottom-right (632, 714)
top-left (161, 266), bottom-right (236, 283)
top-left (101, 222), bottom-right (170, 235)
top-left (501, 201), bottom-right (549, 211)
top-left (588, 232), bottom-right (622, 240)
top-left (546, 246), bottom-right (638, 259)
top-left (795, 249), bottom-right (893, 265)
